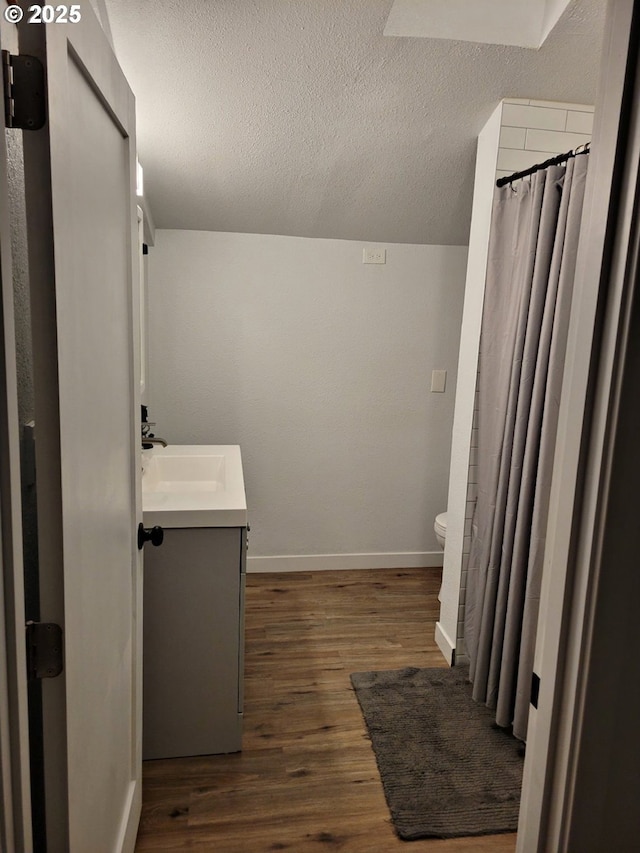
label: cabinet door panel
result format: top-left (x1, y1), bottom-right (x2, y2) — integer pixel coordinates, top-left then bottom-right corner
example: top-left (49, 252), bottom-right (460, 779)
top-left (143, 528), bottom-right (242, 759)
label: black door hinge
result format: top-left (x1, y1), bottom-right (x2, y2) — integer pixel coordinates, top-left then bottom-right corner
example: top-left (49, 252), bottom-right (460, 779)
top-left (531, 671), bottom-right (540, 709)
top-left (26, 622), bottom-right (63, 679)
top-left (2, 50), bottom-right (46, 130)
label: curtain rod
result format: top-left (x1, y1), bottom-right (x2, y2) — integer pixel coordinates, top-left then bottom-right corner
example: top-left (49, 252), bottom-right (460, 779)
top-left (496, 143), bottom-right (590, 188)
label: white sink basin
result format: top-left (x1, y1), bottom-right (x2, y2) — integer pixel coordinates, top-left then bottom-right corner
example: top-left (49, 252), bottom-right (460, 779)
top-left (142, 445), bottom-right (247, 528)
top-left (144, 452), bottom-right (225, 493)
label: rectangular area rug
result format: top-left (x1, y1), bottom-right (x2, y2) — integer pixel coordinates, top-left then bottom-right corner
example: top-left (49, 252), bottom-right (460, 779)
top-left (350, 665), bottom-right (523, 840)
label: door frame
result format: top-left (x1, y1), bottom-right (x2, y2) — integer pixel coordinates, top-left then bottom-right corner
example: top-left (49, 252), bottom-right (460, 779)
top-left (517, 0), bottom-right (640, 848)
top-left (0, 23), bottom-right (33, 852)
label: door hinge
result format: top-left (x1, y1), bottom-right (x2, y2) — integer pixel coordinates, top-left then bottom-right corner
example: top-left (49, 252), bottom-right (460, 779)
top-left (531, 671), bottom-right (540, 709)
top-left (26, 622), bottom-right (63, 679)
top-left (2, 50), bottom-right (46, 130)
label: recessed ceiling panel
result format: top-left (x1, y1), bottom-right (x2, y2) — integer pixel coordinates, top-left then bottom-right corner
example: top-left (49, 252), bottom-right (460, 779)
top-left (384, 0), bottom-right (571, 48)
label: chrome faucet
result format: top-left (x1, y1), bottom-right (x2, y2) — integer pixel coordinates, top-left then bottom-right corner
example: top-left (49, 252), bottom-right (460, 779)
top-left (143, 437), bottom-right (168, 448)
top-left (141, 418), bottom-right (168, 448)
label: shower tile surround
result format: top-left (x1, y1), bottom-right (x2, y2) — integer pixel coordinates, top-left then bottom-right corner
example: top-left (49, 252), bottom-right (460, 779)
top-left (496, 100), bottom-right (593, 179)
top-left (454, 99), bottom-right (594, 660)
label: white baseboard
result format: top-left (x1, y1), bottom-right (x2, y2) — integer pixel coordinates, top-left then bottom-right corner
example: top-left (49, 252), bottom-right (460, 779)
top-left (246, 551), bottom-right (444, 573)
top-left (435, 621), bottom-right (456, 665)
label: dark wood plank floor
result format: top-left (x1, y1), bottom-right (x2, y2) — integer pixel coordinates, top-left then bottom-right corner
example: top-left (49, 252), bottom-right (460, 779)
top-left (134, 568), bottom-right (517, 852)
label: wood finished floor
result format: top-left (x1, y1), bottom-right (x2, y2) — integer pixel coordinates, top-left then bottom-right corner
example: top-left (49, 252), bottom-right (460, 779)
top-left (134, 568), bottom-right (517, 852)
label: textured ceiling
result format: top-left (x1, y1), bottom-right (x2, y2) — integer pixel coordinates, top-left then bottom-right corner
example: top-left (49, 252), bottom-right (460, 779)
top-left (104, 0), bottom-right (605, 245)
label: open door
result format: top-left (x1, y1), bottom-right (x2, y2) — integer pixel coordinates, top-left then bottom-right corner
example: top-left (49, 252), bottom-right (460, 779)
top-left (11, 2), bottom-right (143, 850)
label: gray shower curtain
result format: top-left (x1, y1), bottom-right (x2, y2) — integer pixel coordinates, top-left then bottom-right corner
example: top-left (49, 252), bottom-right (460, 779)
top-left (464, 153), bottom-right (589, 741)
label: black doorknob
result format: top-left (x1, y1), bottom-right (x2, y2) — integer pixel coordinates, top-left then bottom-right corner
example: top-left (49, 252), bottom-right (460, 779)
top-left (137, 523), bottom-right (164, 550)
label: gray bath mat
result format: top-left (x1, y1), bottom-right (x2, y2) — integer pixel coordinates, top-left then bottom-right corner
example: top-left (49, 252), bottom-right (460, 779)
top-left (350, 665), bottom-right (523, 840)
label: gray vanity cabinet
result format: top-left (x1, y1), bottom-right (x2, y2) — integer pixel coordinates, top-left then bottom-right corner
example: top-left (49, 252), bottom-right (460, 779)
top-left (142, 526), bottom-right (246, 759)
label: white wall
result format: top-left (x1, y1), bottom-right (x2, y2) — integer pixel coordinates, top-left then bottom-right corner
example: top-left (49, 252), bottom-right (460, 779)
top-left (437, 98), bottom-right (594, 664)
top-left (435, 102), bottom-right (503, 664)
top-left (148, 231), bottom-right (467, 571)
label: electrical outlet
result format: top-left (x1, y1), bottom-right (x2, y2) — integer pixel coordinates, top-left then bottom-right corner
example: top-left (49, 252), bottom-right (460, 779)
top-left (363, 247), bottom-right (386, 264)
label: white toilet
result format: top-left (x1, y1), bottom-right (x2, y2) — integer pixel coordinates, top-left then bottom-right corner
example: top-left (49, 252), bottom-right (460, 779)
top-left (434, 512), bottom-right (447, 550)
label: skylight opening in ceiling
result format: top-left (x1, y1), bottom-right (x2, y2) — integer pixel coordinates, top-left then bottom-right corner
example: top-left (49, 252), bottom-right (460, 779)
top-left (384, 0), bottom-right (571, 49)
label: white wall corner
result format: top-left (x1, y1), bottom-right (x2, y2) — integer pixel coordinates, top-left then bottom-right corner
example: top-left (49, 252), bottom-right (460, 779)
top-left (436, 101), bottom-right (503, 650)
top-left (435, 621), bottom-right (456, 665)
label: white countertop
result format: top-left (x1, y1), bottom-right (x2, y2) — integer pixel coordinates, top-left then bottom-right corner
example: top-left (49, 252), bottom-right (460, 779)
top-left (142, 444), bottom-right (247, 528)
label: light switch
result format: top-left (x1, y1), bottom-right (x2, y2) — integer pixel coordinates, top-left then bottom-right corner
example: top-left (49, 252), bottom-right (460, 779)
top-left (431, 369), bottom-right (447, 393)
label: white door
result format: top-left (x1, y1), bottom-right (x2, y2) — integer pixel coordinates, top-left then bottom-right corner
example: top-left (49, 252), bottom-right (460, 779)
top-left (17, 3), bottom-right (143, 851)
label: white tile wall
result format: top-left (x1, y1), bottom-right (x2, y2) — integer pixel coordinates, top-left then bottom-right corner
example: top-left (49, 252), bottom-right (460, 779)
top-left (527, 99), bottom-right (594, 112)
top-left (499, 103), bottom-right (594, 171)
top-left (498, 147), bottom-right (560, 173)
top-left (499, 126), bottom-right (526, 149)
top-left (497, 100), bottom-right (594, 177)
top-left (566, 111), bottom-right (594, 135)
top-left (525, 128), bottom-right (591, 154)
top-left (501, 104), bottom-right (567, 131)
top-left (457, 380), bottom-right (479, 645)
top-left (455, 98), bottom-right (595, 656)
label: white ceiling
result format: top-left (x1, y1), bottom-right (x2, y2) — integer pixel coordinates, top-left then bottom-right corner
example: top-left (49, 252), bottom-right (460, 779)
top-left (104, 0), bottom-right (605, 246)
